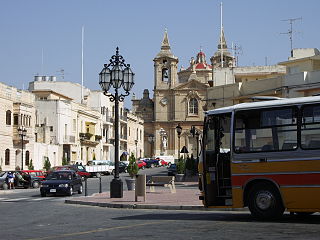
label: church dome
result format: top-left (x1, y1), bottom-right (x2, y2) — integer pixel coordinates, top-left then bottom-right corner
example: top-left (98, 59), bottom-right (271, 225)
top-left (190, 51), bottom-right (212, 70)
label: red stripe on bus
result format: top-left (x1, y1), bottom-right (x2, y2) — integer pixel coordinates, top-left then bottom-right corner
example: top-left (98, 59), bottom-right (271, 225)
top-left (232, 173), bottom-right (320, 186)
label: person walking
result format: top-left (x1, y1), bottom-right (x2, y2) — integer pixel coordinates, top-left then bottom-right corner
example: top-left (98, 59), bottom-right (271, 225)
top-left (7, 172), bottom-right (15, 189)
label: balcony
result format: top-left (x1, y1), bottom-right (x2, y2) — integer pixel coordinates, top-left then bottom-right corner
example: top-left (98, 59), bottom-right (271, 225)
top-left (79, 132), bottom-right (99, 146)
top-left (120, 115), bottom-right (127, 122)
top-left (120, 134), bottom-right (127, 140)
top-left (63, 135), bottom-right (75, 144)
top-left (95, 135), bottom-right (102, 141)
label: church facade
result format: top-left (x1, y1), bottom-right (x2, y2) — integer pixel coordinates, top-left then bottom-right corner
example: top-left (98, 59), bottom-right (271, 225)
top-left (132, 29), bottom-right (286, 159)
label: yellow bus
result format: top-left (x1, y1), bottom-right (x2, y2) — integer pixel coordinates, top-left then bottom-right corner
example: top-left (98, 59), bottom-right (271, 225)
top-left (199, 96), bottom-right (320, 219)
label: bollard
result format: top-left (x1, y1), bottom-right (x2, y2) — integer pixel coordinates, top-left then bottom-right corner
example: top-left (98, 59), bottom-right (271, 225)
top-left (85, 177), bottom-right (88, 196)
top-left (135, 174), bottom-right (146, 202)
top-left (99, 176), bottom-right (102, 193)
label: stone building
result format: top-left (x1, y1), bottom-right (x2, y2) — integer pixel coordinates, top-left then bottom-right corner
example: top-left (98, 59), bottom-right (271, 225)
top-left (0, 83), bottom-right (36, 171)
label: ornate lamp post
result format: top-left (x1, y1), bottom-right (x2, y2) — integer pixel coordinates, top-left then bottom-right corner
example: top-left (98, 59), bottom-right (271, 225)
top-left (176, 124), bottom-right (182, 159)
top-left (148, 134), bottom-right (155, 158)
top-left (190, 126), bottom-right (200, 161)
top-left (99, 47), bottom-right (134, 198)
top-left (18, 127), bottom-right (27, 170)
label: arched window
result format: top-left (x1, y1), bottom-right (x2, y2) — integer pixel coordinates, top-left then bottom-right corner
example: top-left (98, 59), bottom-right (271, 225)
top-left (162, 68), bottom-right (169, 82)
top-left (6, 110), bottom-right (11, 125)
top-left (5, 149), bottom-right (10, 165)
top-left (25, 150), bottom-right (30, 166)
top-left (189, 98), bottom-right (198, 115)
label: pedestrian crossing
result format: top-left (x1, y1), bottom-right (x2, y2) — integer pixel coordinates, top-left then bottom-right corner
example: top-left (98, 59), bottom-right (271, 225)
top-left (0, 196), bottom-right (66, 202)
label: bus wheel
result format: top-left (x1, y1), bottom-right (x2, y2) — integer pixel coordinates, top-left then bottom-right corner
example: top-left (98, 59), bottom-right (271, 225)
top-left (248, 183), bottom-right (284, 219)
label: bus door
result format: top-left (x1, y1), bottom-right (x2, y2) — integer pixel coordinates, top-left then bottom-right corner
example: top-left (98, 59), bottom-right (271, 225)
top-left (203, 113), bottom-right (232, 207)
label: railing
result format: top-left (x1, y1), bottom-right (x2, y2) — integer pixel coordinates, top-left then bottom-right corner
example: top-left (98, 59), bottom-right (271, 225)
top-left (63, 135), bottom-right (75, 143)
top-left (120, 135), bottom-right (128, 140)
top-left (120, 115), bottom-right (127, 121)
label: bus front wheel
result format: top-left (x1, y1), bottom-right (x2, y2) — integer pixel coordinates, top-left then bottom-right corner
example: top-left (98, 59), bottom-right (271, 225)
top-left (248, 183), bottom-right (284, 219)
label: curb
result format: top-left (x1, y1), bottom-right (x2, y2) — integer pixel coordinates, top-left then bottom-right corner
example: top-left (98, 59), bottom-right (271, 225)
top-left (65, 199), bottom-right (245, 212)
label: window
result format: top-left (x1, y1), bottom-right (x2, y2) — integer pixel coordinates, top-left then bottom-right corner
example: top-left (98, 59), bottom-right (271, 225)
top-left (162, 68), bottom-right (169, 82)
top-left (301, 104), bottom-right (320, 149)
top-left (25, 150), bottom-right (30, 166)
top-left (6, 110), bottom-right (11, 125)
top-left (73, 119), bottom-right (76, 132)
top-left (234, 107), bottom-right (298, 153)
top-left (5, 149), bottom-right (10, 165)
top-left (189, 98), bottom-right (198, 115)
top-left (13, 114), bottom-right (19, 125)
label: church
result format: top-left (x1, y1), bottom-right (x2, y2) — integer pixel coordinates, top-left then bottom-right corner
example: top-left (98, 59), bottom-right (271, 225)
top-left (132, 28), bottom-right (285, 159)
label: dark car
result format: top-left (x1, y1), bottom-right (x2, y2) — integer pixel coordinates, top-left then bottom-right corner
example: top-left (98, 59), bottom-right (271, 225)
top-left (40, 170), bottom-right (83, 197)
top-left (143, 158), bottom-right (160, 168)
top-left (167, 164), bottom-right (177, 176)
top-left (119, 161), bottom-right (127, 173)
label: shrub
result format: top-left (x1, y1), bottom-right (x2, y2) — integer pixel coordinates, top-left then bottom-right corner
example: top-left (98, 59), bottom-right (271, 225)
top-left (127, 153), bottom-right (139, 178)
top-left (43, 157), bottom-right (51, 171)
top-left (28, 159), bottom-right (34, 170)
top-left (62, 157), bottom-right (68, 166)
top-left (176, 158), bottom-right (185, 174)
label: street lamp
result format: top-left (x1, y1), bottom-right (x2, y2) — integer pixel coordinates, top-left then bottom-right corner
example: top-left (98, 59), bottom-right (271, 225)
top-left (176, 124), bottom-right (182, 159)
top-left (135, 139), bottom-right (138, 159)
top-left (18, 127), bottom-right (27, 170)
top-left (148, 134), bottom-right (155, 158)
top-left (99, 47), bottom-right (134, 198)
top-left (191, 126), bottom-right (200, 161)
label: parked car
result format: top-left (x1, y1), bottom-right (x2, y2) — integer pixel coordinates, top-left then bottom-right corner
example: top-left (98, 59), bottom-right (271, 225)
top-left (0, 171), bottom-right (44, 189)
top-left (0, 171), bottom-right (9, 190)
top-left (40, 170), bottom-right (83, 197)
top-left (18, 170), bottom-right (46, 188)
top-left (142, 158), bottom-right (160, 168)
top-left (119, 161), bottom-right (127, 173)
top-left (155, 155), bottom-right (175, 166)
top-left (52, 165), bottom-right (90, 180)
top-left (85, 160), bottom-right (115, 177)
top-left (167, 164), bottom-right (177, 176)
top-left (156, 158), bottom-right (169, 166)
top-left (137, 160), bottom-right (146, 169)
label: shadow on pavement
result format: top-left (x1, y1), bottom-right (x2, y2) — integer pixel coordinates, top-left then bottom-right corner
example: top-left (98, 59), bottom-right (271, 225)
top-left (112, 212), bottom-right (320, 224)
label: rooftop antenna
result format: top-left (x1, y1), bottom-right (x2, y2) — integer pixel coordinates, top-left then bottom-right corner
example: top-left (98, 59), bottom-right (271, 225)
top-left (220, 2), bottom-right (223, 67)
top-left (231, 42), bottom-right (242, 67)
top-left (56, 69), bottom-right (66, 80)
top-left (81, 26), bottom-right (84, 103)
top-left (281, 17), bottom-right (302, 57)
top-left (41, 48), bottom-right (44, 75)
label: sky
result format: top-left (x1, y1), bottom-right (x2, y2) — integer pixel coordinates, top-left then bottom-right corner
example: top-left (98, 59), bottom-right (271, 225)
top-left (1, 0), bottom-right (320, 108)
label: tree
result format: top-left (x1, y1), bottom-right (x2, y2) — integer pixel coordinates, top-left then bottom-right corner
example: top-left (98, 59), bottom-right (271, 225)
top-left (127, 153), bottom-right (139, 178)
top-left (43, 157), bottom-right (51, 171)
top-left (62, 157), bottom-right (68, 166)
top-left (28, 159), bottom-right (34, 170)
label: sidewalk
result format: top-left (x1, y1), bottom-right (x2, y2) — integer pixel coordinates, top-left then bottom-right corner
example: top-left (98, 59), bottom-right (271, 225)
top-left (65, 182), bottom-right (242, 211)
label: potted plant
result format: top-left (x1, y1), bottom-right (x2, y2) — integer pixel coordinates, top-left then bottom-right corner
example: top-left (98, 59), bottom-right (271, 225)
top-left (176, 158), bottom-right (185, 182)
top-left (126, 153), bottom-right (139, 190)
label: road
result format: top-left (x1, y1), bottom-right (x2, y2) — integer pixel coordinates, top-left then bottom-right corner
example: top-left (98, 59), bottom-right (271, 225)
top-left (0, 167), bottom-right (320, 240)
